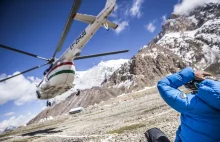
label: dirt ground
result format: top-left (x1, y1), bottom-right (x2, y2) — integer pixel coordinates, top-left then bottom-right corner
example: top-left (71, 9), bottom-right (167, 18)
top-left (0, 87), bottom-right (180, 142)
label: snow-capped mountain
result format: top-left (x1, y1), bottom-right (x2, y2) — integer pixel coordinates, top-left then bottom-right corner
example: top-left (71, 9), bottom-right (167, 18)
top-left (107, 45), bottom-right (186, 90)
top-left (144, 3), bottom-right (220, 70)
top-left (74, 59), bottom-right (128, 90)
top-left (4, 125), bottom-right (17, 132)
top-left (108, 2), bottom-right (220, 91)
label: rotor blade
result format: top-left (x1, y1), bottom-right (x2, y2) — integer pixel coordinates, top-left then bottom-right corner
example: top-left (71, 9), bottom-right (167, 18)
top-left (0, 44), bottom-right (49, 61)
top-left (74, 50), bottom-right (129, 60)
top-left (52, 0), bottom-right (82, 59)
top-left (0, 62), bottom-right (50, 83)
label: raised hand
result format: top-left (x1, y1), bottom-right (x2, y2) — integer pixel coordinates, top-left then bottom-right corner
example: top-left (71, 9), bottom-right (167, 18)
top-left (194, 71), bottom-right (212, 81)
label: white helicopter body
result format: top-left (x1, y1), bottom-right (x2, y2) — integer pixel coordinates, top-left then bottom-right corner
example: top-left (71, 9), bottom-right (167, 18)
top-left (36, 0), bottom-right (117, 100)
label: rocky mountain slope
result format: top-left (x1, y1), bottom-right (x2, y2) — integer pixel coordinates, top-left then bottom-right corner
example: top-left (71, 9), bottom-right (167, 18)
top-left (150, 2), bottom-right (220, 69)
top-left (29, 3), bottom-right (220, 124)
top-left (28, 87), bottom-right (125, 124)
top-left (107, 2), bottom-right (220, 91)
top-left (106, 45), bottom-right (186, 91)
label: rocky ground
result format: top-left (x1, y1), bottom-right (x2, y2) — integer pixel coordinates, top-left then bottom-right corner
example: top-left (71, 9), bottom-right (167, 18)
top-left (0, 87), bottom-right (181, 142)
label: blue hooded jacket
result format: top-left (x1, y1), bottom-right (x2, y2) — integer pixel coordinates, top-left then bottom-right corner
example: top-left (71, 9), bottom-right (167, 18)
top-left (157, 67), bottom-right (220, 142)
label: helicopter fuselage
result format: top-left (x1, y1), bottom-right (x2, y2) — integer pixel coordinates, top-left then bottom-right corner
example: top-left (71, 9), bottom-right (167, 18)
top-left (36, 0), bottom-right (116, 100)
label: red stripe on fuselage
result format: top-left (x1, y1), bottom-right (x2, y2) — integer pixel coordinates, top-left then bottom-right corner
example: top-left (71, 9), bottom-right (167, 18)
top-left (47, 62), bottom-right (74, 77)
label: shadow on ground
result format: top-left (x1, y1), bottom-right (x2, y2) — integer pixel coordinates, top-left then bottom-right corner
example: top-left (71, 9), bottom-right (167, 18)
top-left (22, 128), bottom-right (62, 136)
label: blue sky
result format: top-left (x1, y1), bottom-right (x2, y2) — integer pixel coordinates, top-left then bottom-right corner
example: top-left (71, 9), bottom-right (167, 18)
top-left (0, 0), bottom-right (179, 130)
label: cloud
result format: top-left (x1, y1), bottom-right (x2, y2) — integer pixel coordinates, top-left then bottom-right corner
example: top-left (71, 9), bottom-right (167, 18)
top-left (4, 112), bottom-right (15, 116)
top-left (145, 22), bottom-right (156, 33)
top-left (173, 0), bottom-right (220, 15)
top-left (129, 0), bottom-right (144, 18)
top-left (111, 0), bottom-right (144, 34)
top-left (114, 20), bottom-right (129, 34)
top-left (161, 15), bottom-right (167, 25)
top-left (0, 72), bottom-right (41, 105)
top-left (0, 112), bottom-right (36, 132)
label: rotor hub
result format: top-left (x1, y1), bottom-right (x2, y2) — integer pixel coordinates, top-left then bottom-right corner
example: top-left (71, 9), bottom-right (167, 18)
top-left (49, 58), bottom-right (55, 64)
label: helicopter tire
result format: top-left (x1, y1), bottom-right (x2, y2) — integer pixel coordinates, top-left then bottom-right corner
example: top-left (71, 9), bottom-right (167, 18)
top-left (76, 89), bottom-right (80, 96)
top-left (47, 101), bottom-right (51, 107)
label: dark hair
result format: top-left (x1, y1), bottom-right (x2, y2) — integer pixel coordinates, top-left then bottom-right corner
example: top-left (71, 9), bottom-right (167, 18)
top-left (184, 76), bottom-right (218, 94)
top-left (184, 80), bottom-right (202, 94)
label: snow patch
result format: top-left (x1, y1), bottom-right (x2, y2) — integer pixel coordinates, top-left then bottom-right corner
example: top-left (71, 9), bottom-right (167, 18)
top-left (39, 116), bottom-right (53, 123)
top-left (202, 19), bottom-right (220, 27)
top-left (114, 80), bottom-right (133, 89)
top-left (188, 15), bottom-right (198, 25)
top-left (202, 44), bottom-right (217, 64)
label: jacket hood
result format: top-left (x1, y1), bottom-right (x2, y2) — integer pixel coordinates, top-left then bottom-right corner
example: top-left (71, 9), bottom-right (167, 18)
top-left (197, 79), bottom-right (220, 110)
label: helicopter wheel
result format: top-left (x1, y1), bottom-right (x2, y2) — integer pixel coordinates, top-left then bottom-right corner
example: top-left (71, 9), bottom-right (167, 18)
top-left (76, 89), bottom-right (80, 96)
top-left (46, 100), bottom-right (51, 107)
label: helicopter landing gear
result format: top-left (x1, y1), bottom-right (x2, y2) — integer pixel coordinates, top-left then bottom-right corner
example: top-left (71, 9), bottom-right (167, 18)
top-left (76, 89), bottom-right (80, 96)
top-left (46, 100), bottom-right (51, 107)
top-left (36, 91), bottom-right (41, 99)
top-left (103, 22), bottom-right (109, 31)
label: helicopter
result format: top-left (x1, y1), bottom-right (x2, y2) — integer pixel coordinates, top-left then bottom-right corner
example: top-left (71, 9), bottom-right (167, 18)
top-left (0, 0), bottom-right (129, 106)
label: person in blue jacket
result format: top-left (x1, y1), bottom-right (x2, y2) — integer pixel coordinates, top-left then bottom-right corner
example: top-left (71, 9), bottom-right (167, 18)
top-left (157, 67), bottom-right (220, 142)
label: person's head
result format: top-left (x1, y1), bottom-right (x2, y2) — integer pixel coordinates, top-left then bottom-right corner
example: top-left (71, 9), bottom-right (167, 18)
top-left (184, 76), bottom-right (218, 94)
